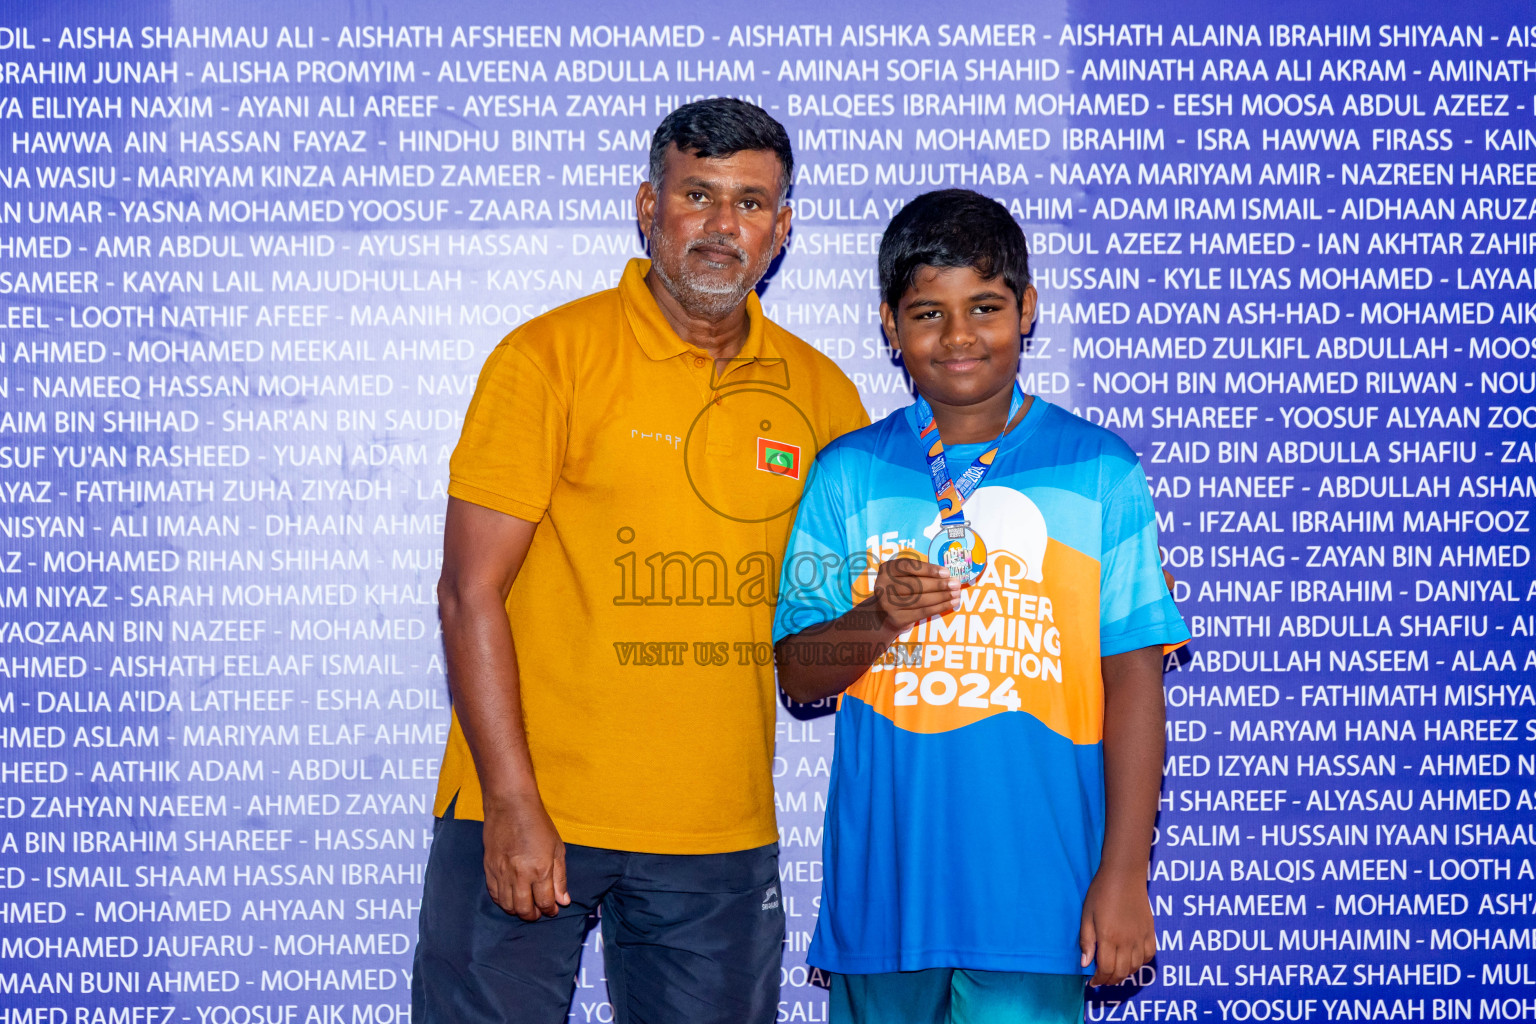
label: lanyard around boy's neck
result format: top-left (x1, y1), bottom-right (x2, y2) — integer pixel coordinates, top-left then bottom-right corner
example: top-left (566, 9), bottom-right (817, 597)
top-left (914, 381), bottom-right (1026, 528)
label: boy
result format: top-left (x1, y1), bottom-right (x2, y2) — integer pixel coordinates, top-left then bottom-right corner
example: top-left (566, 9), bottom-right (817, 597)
top-left (773, 189), bottom-right (1189, 1024)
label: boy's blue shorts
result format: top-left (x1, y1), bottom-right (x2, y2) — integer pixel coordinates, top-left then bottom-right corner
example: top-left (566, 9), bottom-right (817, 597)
top-left (832, 968), bottom-right (1084, 1024)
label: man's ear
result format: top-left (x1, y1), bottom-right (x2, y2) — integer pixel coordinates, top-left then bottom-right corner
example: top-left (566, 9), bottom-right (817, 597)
top-left (771, 200), bottom-right (793, 260)
top-left (635, 179), bottom-right (657, 242)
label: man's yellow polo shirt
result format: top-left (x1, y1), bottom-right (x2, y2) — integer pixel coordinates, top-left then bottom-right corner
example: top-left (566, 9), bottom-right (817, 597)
top-left (437, 258), bottom-right (869, 854)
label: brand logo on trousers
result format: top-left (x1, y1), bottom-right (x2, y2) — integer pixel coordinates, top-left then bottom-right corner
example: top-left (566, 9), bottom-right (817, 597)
top-left (762, 886), bottom-right (780, 911)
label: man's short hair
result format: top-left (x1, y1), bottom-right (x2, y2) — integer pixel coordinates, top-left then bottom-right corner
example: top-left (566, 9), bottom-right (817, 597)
top-left (878, 189), bottom-right (1032, 311)
top-left (648, 98), bottom-right (794, 201)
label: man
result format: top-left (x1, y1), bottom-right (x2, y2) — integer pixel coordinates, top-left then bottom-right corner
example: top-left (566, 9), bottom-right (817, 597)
top-left (412, 98), bottom-right (869, 1024)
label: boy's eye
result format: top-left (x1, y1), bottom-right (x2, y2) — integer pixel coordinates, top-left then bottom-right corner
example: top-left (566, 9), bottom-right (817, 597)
top-left (911, 309), bottom-right (942, 320)
top-left (972, 303), bottom-right (1001, 314)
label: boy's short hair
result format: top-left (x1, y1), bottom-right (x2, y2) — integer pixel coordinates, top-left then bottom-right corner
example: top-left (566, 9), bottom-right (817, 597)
top-left (649, 98), bottom-right (794, 202)
top-left (878, 189), bottom-right (1032, 311)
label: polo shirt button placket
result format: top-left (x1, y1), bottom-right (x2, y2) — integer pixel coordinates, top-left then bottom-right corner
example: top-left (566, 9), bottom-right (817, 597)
top-left (687, 353), bottom-right (714, 405)
top-left (699, 360), bottom-right (734, 457)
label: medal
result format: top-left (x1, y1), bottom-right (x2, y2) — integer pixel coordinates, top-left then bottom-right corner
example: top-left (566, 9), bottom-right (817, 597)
top-left (914, 382), bottom-right (1026, 583)
top-left (928, 520), bottom-right (988, 584)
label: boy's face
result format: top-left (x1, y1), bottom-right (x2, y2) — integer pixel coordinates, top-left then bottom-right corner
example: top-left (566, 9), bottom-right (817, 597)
top-left (880, 265), bottom-right (1038, 414)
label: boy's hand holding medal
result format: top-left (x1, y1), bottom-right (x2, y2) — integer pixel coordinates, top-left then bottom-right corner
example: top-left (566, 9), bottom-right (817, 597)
top-left (867, 556), bottom-right (962, 635)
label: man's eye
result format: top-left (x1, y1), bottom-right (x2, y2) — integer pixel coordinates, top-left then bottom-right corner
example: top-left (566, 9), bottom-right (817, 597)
top-left (739, 199), bottom-right (760, 210)
top-left (687, 191), bottom-right (707, 202)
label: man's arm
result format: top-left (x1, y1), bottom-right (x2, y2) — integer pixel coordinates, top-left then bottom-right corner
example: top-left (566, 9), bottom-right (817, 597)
top-left (776, 558), bottom-right (959, 704)
top-left (438, 496), bottom-right (569, 922)
top-left (1080, 643), bottom-right (1166, 985)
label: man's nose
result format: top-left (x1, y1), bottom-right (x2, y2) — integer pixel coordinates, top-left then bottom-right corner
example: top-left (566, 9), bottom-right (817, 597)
top-left (703, 200), bottom-right (741, 236)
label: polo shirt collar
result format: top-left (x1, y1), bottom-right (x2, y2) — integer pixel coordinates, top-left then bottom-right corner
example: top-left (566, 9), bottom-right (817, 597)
top-left (619, 257), bottom-right (777, 363)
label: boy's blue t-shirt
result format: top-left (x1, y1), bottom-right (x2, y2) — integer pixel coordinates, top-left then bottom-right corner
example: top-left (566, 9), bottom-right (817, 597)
top-left (772, 396), bottom-right (1190, 975)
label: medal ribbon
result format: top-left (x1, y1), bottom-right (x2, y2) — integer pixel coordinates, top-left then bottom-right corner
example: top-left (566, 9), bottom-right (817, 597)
top-left (914, 381), bottom-right (1026, 526)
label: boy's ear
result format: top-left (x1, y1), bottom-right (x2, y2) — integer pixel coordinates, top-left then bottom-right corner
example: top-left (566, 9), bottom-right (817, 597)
top-left (879, 301), bottom-right (899, 355)
top-left (1018, 284), bottom-right (1039, 331)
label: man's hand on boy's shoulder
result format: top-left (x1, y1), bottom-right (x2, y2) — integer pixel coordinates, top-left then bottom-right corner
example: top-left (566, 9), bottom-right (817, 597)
top-left (1079, 868), bottom-right (1157, 987)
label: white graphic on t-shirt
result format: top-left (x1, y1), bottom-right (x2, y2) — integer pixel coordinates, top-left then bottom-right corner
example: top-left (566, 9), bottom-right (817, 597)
top-left (922, 485), bottom-right (1048, 583)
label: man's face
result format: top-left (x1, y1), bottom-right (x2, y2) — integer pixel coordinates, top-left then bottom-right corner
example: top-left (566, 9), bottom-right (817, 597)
top-left (636, 144), bottom-right (792, 321)
top-left (880, 265), bottom-right (1038, 413)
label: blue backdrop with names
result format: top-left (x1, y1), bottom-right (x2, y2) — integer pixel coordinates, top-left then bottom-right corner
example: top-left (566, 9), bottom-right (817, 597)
top-left (0, 1), bottom-right (1533, 1021)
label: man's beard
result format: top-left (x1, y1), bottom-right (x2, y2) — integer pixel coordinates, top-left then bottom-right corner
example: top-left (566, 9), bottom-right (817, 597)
top-left (649, 231), bottom-right (771, 321)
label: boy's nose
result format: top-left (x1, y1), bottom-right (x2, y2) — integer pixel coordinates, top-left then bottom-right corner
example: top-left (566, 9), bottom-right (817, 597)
top-left (942, 319), bottom-right (978, 348)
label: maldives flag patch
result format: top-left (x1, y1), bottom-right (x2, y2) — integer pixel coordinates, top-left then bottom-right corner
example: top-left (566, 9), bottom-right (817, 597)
top-left (756, 437), bottom-right (802, 479)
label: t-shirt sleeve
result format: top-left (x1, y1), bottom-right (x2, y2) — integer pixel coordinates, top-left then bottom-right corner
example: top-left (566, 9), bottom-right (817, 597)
top-left (831, 385), bottom-right (872, 443)
top-left (1099, 463), bottom-right (1191, 656)
top-left (772, 447), bottom-right (861, 644)
top-left (447, 338), bottom-right (567, 522)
